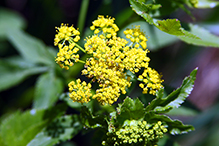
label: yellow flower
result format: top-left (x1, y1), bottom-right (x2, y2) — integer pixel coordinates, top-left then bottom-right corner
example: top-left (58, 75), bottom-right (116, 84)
top-left (90, 15), bottom-right (119, 38)
top-left (138, 67), bottom-right (164, 95)
top-left (54, 23), bottom-right (80, 46)
top-left (54, 24), bottom-right (81, 70)
top-left (124, 26), bottom-right (148, 49)
top-left (102, 120), bottom-right (168, 146)
top-left (55, 15), bottom-right (164, 105)
top-left (68, 79), bottom-right (92, 103)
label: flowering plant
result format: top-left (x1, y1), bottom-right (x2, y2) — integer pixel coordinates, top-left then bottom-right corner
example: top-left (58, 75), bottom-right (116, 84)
top-left (1, 0), bottom-right (219, 146)
top-left (53, 15), bottom-right (197, 146)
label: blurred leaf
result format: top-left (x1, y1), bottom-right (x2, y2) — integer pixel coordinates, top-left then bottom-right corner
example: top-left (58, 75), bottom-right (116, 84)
top-left (0, 57), bottom-right (48, 91)
top-left (115, 8), bottom-right (134, 27)
top-left (28, 132), bottom-right (59, 146)
top-left (178, 24), bottom-right (219, 47)
top-left (144, 113), bottom-right (194, 135)
top-left (196, 0), bottom-right (219, 8)
top-left (0, 134), bottom-right (6, 146)
top-left (155, 0), bottom-right (194, 16)
top-left (0, 8), bottom-right (26, 39)
top-left (33, 71), bottom-right (63, 109)
top-left (117, 97), bottom-right (145, 124)
top-left (167, 106), bottom-right (198, 116)
top-left (202, 124), bottom-right (219, 146)
top-left (7, 29), bottom-right (54, 66)
top-left (0, 104), bottom-right (66, 146)
top-left (27, 115), bottom-right (82, 146)
top-left (119, 21), bottom-right (178, 51)
top-left (80, 106), bottom-right (107, 129)
top-left (145, 68), bottom-right (197, 112)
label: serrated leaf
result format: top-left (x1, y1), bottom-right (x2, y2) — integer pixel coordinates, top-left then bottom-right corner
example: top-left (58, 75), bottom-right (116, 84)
top-left (7, 29), bottom-right (54, 66)
top-left (178, 24), bottom-right (219, 47)
top-left (33, 71), bottom-right (63, 109)
top-left (80, 106), bottom-right (107, 129)
top-left (0, 8), bottom-right (26, 39)
top-left (157, 19), bottom-right (185, 36)
top-left (129, 0), bottom-right (155, 24)
top-left (144, 112), bottom-right (194, 135)
top-left (0, 104), bottom-right (66, 146)
top-left (146, 68), bottom-right (197, 112)
top-left (0, 57), bottom-right (48, 91)
top-left (129, 0), bottom-right (203, 44)
top-left (117, 97), bottom-right (145, 124)
top-left (27, 115), bottom-right (82, 146)
top-left (196, 0), bottom-right (219, 8)
top-left (156, 19), bottom-right (200, 40)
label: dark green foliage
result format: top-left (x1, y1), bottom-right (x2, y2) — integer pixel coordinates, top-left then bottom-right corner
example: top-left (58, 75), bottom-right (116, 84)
top-left (0, 104), bottom-right (66, 146)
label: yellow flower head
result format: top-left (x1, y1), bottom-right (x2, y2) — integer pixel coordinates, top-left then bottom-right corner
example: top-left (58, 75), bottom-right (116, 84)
top-left (102, 120), bottom-right (168, 146)
top-left (124, 26), bottom-right (148, 50)
top-left (90, 15), bottom-right (119, 39)
top-left (54, 16), bottom-right (164, 105)
top-left (54, 24), bottom-right (81, 70)
top-left (54, 23), bottom-right (80, 46)
top-left (68, 79), bottom-right (92, 103)
top-left (138, 67), bottom-right (164, 95)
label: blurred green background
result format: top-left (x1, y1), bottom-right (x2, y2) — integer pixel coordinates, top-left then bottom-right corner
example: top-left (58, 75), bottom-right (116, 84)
top-left (0, 0), bottom-right (219, 145)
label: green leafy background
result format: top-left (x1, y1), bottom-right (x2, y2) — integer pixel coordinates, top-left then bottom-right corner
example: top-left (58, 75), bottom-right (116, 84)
top-left (1, 0), bottom-right (219, 145)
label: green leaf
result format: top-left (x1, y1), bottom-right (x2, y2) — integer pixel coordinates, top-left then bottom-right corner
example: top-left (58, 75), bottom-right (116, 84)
top-left (144, 112), bottom-right (195, 135)
top-left (145, 68), bottom-right (197, 112)
top-left (115, 8), bottom-right (134, 27)
top-left (80, 106), bottom-right (107, 129)
top-left (129, 0), bottom-right (202, 44)
top-left (196, 0), bottom-right (219, 8)
top-left (119, 21), bottom-right (178, 51)
top-left (0, 8), bottom-right (26, 39)
top-left (156, 19), bottom-right (200, 40)
top-left (167, 106), bottom-right (198, 116)
top-left (117, 97), bottom-right (145, 124)
top-left (7, 29), bottom-right (54, 66)
top-left (0, 57), bottom-right (48, 92)
top-left (157, 19), bottom-right (185, 36)
top-left (27, 115), bottom-right (82, 146)
top-left (33, 71), bottom-right (63, 109)
top-left (0, 104), bottom-right (66, 146)
top-left (129, 0), bottom-right (156, 24)
top-left (178, 24), bottom-right (219, 47)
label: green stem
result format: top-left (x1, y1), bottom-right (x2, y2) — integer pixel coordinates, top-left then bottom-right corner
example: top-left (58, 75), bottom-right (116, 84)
top-left (77, 59), bottom-right (85, 64)
top-left (75, 42), bottom-right (86, 53)
top-left (78, 0), bottom-right (90, 34)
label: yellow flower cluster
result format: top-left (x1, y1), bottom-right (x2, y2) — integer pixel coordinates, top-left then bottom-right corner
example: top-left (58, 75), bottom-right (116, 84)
top-left (102, 120), bottom-right (168, 146)
top-left (54, 15), bottom-right (164, 105)
top-left (54, 23), bottom-right (81, 70)
top-left (68, 79), bottom-right (92, 103)
top-left (124, 26), bottom-right (148, 50)
top-left (90, 15), bottom-right (119, 39)
top-left (138, 67), bottom-right (164, 95)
